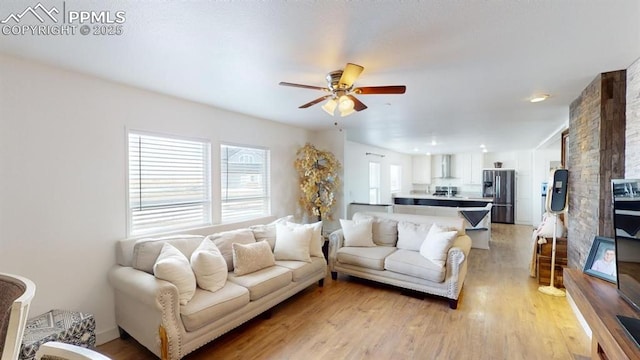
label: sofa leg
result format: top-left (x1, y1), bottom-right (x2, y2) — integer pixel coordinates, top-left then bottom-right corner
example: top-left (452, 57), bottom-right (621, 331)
top-left (318, 278), bottom-right (324, 287)
top-left (118, 326), bottom-right (130, 340)
top-left (331, 271), bottom-right (337, 280)
top-left (261, 309), bottom-right (273, 319)
top-left (449, 299), bottom-right (458, 309)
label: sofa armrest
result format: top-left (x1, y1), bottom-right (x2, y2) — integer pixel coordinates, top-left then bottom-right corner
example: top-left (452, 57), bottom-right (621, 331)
top-left (108, 266), bottom-right (183, 358)
top-left (443, 234), bottom-right (472, 302)
top-left (328, 229), bottom-right (344, 271)
top-left (449, 234), bottom-right (472, 265)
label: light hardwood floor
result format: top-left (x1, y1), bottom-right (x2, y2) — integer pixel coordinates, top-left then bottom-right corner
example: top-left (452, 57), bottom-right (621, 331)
top-left (98, 224), bottom-right (591, 359)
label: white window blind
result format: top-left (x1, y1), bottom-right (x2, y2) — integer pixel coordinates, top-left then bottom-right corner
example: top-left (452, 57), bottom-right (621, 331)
top-left (128, 132), bottom-right (211, 235)
top-left (221, 144), bottom-right (270, 223)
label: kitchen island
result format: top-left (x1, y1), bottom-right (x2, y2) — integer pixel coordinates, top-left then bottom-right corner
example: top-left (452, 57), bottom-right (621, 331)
top-left (393, 194), bottom-right (493, 250)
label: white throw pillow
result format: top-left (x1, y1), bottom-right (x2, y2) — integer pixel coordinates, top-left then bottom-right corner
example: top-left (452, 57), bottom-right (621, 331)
top-left (207, 229), bottom-right (256, 271)
top-left (250, 215), bottom-right (294, 250)
top-left (396, 221), bottom-right (431, 251)
top-left (419, 224), bottom-right (458, 267)
top-left (232, 241), bottom-right (276, 276)
top-left (286, 221), bottom-right (323, 257)
top-left (153, 243), bottom-right (196, 305)
top-left (274, 223), bottom-right (312, 262)
top-left (340, 219), bottom-right (376, 247)
top-left (190, 239), bottom-right (227, 293)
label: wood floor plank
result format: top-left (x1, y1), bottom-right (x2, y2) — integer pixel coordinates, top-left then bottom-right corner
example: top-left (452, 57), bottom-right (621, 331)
top-left (98, 224), bottom-right (590, 359)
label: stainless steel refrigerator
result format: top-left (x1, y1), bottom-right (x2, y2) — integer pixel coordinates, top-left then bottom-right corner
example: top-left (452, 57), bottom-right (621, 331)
top-left (482, 169), bottom-right (515, 224)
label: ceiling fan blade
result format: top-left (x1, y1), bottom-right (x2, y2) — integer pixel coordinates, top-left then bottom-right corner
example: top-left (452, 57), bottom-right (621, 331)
top-left (279, 82), bottom-right (329, 91)
top-left (299, 95), bottom-right (332, 108)
top-left (348, 95), bottom-right (368, 112)
top-left (339, 63), bottom-right (364, 88)
top-left (354, 86), bottom-right (406, 95)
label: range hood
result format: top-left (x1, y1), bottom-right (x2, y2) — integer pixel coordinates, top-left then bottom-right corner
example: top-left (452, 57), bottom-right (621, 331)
top-left (439, 154), bottom-right (456, 179)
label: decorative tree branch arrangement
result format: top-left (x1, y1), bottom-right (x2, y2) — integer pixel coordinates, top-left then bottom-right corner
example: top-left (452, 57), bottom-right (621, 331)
top-left (294, 143), bottom-right (341, 221)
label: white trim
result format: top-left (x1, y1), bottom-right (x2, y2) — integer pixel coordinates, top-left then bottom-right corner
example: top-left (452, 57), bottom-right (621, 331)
top-left (566, 292), bottom-right (592, 340)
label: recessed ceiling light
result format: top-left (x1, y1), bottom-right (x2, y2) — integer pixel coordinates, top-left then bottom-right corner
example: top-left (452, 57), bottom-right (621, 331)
top-left (480, 144), bottom-right (486, 148)
top-left (530, 94), bottom-right (550, 103)
top-left (413, 148), bottom-right (419, 152)
top-left (482, 148), bottom-right (488, 153)
top-left (426, 152), bottom-right (431, 156)
top-left (431, 140), bottom-right (437, 146)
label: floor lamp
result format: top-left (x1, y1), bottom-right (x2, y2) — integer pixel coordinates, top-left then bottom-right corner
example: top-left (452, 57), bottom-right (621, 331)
top-left (539, 169), bottom-right (569, 297)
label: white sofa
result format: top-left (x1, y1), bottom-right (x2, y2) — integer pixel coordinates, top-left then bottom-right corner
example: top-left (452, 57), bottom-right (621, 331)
top-left (108, 221), bottom-right (326, 360)
top-left (328, 212), bottom-right (472, 309)
top-left (393, 202), bottom-right (492, 249)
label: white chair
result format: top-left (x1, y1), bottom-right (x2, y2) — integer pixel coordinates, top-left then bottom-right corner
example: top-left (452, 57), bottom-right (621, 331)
top-left (0, 272), bottom-right (36, 360)
top-left (35, 342), bottom-right (111, 360)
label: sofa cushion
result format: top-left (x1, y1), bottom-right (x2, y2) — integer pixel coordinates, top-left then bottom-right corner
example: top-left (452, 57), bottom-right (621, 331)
top-left (340, 219), bottom-right (376, 247)
top-left (207, 229), bottom-right (256, 271)
top-left (132, 235), bottom-right (204, 274)
top-left (384, 249), bottom-right (447, 282)
top-left (180, 282), bottom-right (250, 332)
top-left (153, 243), bottom-right (197, 305)
top-left (227, 266), bottom-right (292, 301)
top-left (396, 221), bottom-right (431, 251)
top-left (250, 215), bottom-right (294, 250)
top-left (336, 246), bottom-right (397, 270)
top-left (274, 223), bottom-right (312, 262)
top-left (352, 213), bottom-right (398, 246)
top-left (190, 238), bottom-right (228, 293)
top-left (419, 224), bottom-right (458, 267)
top-left (285, 221), bottom-right (324, 257)
top-left (275, 257), bottom-right (326, 282)
top-left (232, 241), bottom-right (275, 276)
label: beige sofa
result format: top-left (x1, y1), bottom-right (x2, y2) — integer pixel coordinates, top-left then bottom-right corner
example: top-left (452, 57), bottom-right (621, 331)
top-left (328, 212), bottom-right (471, 309)
top-left (108, 222), bottom-right (326, 360)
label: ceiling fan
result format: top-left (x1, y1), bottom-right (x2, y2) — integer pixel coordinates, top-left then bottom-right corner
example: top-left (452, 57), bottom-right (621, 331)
top-left (279, 63), bottom-right (406, 117)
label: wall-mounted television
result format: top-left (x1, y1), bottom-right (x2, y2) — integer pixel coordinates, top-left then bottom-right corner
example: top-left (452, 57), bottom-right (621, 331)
top-left (612, 179), bottom-right (640, 346)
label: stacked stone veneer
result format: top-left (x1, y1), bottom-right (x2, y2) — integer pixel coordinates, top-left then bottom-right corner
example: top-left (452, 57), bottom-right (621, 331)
top-left (567, 70), bottom-right (626, 270)
top-left (627, 58), bottom-right (640, 178)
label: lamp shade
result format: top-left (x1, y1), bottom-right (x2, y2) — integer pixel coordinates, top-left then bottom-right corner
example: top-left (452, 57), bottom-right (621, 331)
top-left (340, 108), bottom-right (355, 117)
top-left (338, 95), bottom-right (354, 112)
top-left (322, 99), bottom-right (337, 116)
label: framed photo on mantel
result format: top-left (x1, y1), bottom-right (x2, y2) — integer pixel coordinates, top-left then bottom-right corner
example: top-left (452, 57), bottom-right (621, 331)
top-left (583, 236), bottom-right (616, 284)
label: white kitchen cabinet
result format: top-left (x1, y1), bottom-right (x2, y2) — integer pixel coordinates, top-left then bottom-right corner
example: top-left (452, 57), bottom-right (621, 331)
top-left (461, 153), bottom-right (484, 185)
top-left (411, 155), bottom-right (431, 184)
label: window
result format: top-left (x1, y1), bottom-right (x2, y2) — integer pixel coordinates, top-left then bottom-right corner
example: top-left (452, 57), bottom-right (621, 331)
top-left (369, 162), bottom-right (381, 204)
top-left (128, 132), bottom-right (211, 236)
top-left (390, 164), bottom-right (402, 193)
top-left (221, 144), bottom-right (270, 223)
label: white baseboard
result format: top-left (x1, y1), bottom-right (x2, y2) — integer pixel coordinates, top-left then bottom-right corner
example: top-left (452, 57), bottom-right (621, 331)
top-left (566, 292), bottom-right (592, 339)
top-left (96, 327), bottom-right (120, 346)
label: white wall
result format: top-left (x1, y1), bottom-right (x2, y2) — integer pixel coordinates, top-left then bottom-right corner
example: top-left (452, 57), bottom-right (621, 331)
top-left (0, 55), bottom-right (309, 343)
top-left (344, 141), bottom-right (412, 205)
top-left (532, 138), bottom-right (562, 224)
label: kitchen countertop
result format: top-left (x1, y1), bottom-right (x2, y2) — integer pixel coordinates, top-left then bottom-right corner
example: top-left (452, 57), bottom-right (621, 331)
top-left (394, 193), bottom-right (493, 202)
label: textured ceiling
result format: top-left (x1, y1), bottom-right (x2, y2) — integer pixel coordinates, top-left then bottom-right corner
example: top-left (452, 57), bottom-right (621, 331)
top-left (1, 1), bottom-right (639, 154)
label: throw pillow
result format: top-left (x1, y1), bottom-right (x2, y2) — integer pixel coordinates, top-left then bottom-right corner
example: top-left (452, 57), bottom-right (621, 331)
top-left (419, 224), bottom-right (458, 267)
top-left (207, 229), bottom-right (256, 271)
top-left (190, 238), bottom-right (227, 293)
top-left (274, 223), bottom-right (312, 262)
top-left (285, 221), bottom-right (323, 257)
top-left (250, 215), bottom-right (294, 250)
top-left (153, 243), bottom-right (196, 305)
top-left (352, 213), bottom-right (398, 246)
top-left (232, 241), bottom-right (276, 276)
top-left (396, 221), bottom-right (431, 251)
top-left (340, 219), bottom-right (375, 247)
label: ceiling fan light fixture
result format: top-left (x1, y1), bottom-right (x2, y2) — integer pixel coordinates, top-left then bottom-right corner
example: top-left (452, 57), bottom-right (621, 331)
top-left (340, 108), bottom-right (355, 117)
top-left (338, 95), bottom-right (354, 112)
top-left (322, 99), bottom-right (337, 116)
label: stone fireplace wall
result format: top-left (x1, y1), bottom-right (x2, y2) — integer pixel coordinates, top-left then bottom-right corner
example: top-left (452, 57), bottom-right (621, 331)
top-left (567, 70), bottom-right (626, 270)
